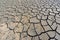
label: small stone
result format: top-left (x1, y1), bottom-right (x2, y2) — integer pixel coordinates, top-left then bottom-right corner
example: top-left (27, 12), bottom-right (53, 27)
top-left (30, 17), bottom-right (39, 23)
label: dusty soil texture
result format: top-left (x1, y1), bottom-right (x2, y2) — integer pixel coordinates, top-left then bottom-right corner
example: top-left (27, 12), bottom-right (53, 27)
top-left (0, 0), bottom-right (60, 40)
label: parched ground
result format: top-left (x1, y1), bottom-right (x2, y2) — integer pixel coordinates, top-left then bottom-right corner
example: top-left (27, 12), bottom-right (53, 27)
top-left (0, 0), bottom-right (60, 40)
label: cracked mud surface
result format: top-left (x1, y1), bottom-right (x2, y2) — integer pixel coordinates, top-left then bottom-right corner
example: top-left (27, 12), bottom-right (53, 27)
top-left (0, 0), bottom-right (60, 40)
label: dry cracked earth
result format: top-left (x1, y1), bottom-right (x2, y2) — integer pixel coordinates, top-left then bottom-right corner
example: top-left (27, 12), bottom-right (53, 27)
top-left (0, 0), bottom-right (60, 40)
